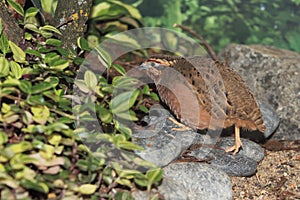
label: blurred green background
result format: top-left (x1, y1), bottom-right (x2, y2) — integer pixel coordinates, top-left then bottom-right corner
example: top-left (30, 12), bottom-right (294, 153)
top-left (122, 0), bottom-right (300, 53)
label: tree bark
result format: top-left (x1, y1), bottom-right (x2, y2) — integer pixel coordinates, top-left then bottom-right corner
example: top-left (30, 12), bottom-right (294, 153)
top-left (0, 1), bottom-right (23, 46)
top-left (54, 0), bottom-right (92, 51)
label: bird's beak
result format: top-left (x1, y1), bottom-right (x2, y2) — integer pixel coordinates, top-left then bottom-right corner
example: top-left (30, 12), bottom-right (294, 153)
top-left (138, 63), bottom-right (148, 70)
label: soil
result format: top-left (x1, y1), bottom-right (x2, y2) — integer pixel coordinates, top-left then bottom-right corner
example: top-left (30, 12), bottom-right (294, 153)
top-left (231, 140), bottom-right (300, 200)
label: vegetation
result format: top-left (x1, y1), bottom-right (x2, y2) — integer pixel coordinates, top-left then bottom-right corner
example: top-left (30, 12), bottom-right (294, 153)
top-left (135, 0), bottom-right (300, 53)
top-left (0, 1), bottom-right (161, 199)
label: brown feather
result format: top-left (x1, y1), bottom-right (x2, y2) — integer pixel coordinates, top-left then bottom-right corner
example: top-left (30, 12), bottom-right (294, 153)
top-left (143, 55), bottom-right (265, 133)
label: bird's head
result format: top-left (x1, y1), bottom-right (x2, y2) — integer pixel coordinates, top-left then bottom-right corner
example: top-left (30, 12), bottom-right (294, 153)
top-left (138, 55), bottom-right (180, 82)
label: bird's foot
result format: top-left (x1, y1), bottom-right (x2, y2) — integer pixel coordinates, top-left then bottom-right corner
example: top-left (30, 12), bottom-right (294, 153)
top-left (225, 139), bottom-right (243, 155)
top-left (168, 117), bottom-right (191, 131)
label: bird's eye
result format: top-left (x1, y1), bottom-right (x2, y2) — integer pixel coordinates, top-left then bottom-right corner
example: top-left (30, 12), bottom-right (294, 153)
top-left (150, 62), bottom-right (156, 67)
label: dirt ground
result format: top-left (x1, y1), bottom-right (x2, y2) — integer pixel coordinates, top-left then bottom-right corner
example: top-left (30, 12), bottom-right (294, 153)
top-left (231, 140), bottom-right (300, 200)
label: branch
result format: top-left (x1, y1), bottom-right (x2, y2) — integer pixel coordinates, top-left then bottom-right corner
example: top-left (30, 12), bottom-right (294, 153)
top-left (173, 23), bottom-right (218, 61)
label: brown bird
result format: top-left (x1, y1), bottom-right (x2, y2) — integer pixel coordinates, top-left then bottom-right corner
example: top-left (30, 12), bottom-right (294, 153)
top-left (139, 55), bottom-right (265, 155)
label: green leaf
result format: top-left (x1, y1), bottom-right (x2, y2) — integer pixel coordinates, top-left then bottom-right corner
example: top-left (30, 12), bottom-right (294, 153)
top-left (112, 64), bottom-right (126, 75)
top-left (25, 7), bottom-right (39, 19)
top-left (39, 144), bottom-right (55, 159)
top-left (142, 85), bottom-right (150, 95)
top-left (1, 114), bottom-right (19, 124)
top-left (45, 52), bottom-right (59, 63)
top-left (0, 34), bottom-right (9, 55)
top-left (118, 126), bottom-right (132, 137)
top-left (0, 172), bottom-right (19, 188)
top-left (112, 1), bottom-right (142, 20)
top-left (77, 37), bottom-right (91, 51)
top-left (0, 19), bottom-right (9, 55)
top-left (87, 35), bottom-right (99, 49)
top-left (0, 57), bottom-right (10, 77)
top-left (116, 141), bottom-right (143, 150)
top-left (0, 18), bottom-right (2, 33)
top-left (3, 141), bottom-right (32, 159)
top-left (146, 168), bottom-right (163, 185)
top-left (98, 107), bottom-right (113, 123)
top-left (138, 105), bottom-right (149, 113)
top-left (1, 103), bottom-right (10, 113)
top-left (9, 61), bottom-right (22, 79)
top-left (2, 78), bottom-right (20, 86)
top-left (25, 49), bottom-right (42, 57)
top-left (7, 0), bottom-right (24, 17)
top-left (45, 38), bottom-right (62, 47)
top-left (24, 23), bottom-right (40, 34)
top-left (74, 80), bottom-right (89, 93)
top-left (45, 76), bottom-right (59, 87)
top-left (27, 95), bottom-right (45, 105)
top-left (20, 180), bottom-right (49, 194)
top-left (19, 80), bottom-right (32, 94)
top-left (113, 76), bottom-right (139, 89)
top-left (84, 70), bottom-right (98, 89)
top-left (115, 110), bottom-right (138, 121)
top-left (150, 92), bottom-right (159, 101)
top-left (46, 122), bottom-right (69, 133)
top-left (31, 82), bottom-right (52, 94)
top-left (77, 184), bottom-right (98, 195)
top-left (31, 106), bottom-right (50, 125)
top-left (8, 41), bottom-right (27, 63)
top-left (48, 134), bottom-right (62, 146)
top-left (15, 166), bottom-right (36, 180)
top-left (134, 173), bottom-right (148, 187)
top-left (95, 46), bottom-right (112, 69)
top-left (0, 131), bottom-right (8, 145)
top-left (116, 179), bottom-right (131, 187)
top-left (10, 154), bottom-right (38, 170)
top-left (41, 0), bottom-right (58, 14)
top-left (50, 59), bottom-right (69, 70)
top-left (115, 191), bottom-right (134, 200)
top-left (110, 90), bottom-right (140, 113)
top-left (40, 25), bottom-right (61, 35)
top-left (118, 169), bottom-right (141, 179)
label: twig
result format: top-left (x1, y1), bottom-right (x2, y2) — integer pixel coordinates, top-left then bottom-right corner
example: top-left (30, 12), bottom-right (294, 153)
top-left (173, 23), bottom-right (218, 61)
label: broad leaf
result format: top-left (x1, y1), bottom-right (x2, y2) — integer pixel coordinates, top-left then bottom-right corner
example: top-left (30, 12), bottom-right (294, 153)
top-left (77, 184), bottom-right (98, 195)
top-left (8, 41), bottom-right (27, 63)
top-left (110, 90), bottom-right (140, 113)
top-left (6, 0), bottom-right (24, 17)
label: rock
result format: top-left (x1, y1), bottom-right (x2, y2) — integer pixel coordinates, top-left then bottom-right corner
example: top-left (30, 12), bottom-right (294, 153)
top-left (132, 178), bottom-right (188, 200)
top-left (258, 100), bottom-right (280, 138)
top-left (133, 105), bottom-right (197, 167)
top-left (187, 137), bottom-right (264, 176)
top-left (162, 162), bottom-right (232, 200)
top-left (218, 137), bottom-right (265, 162)
top-left (133, 106), bottom-right (264, 176)
top-left (219, 44), bottom-right (300, 140)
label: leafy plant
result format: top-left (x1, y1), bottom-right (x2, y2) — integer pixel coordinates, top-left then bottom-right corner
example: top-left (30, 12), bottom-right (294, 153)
top-left (0, 2), bottom-right (162, 199)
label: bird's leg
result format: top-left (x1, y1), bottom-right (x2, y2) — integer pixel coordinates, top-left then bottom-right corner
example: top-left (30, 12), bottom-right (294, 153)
top-left (225, 125), bottom-right (243, 155)
top-left (168, 117), bottom-right (191, 131)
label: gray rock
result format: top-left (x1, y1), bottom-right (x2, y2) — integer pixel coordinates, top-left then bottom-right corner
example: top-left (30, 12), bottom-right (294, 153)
top-left (219, 44), bottom-right (300, 140)
top-left (163, 162), bottom-right (232, 200)
top-left (187, 137), bottom-right (264, 176)
top-left (217, 137), bottom-right (265, 162)
top-left (133, 105), bottom-right (197, 167)
top-left (157, 178), bottom-right (188, 200)
top-left (133, 131), bottom-right (183, 167)
top-left (258, 100), bottom-right (280, 138)
top-left (132, 174), bottom-right (190, 200)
